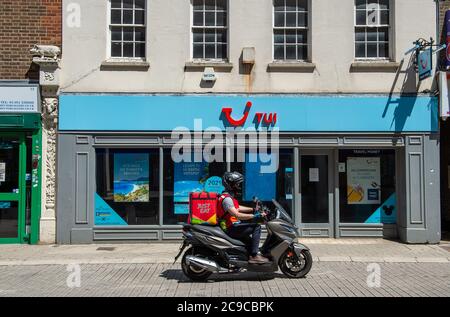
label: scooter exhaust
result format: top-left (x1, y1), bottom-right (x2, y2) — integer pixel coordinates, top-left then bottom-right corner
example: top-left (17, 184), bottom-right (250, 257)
top-left (185, 255), bottom-right (228, 273)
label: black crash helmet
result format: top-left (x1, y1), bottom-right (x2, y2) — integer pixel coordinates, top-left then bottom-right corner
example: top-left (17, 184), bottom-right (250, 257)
top-left (222, 171), bottom-right (244, 192)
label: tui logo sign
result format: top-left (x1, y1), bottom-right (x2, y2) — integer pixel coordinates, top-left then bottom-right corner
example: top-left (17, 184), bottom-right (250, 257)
top-left (221, 101), bottom-right (277, 127)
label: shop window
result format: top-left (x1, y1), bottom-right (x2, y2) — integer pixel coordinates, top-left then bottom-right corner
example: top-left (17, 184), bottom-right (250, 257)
top-left (163, 149), bottom-right (227, 225)
top-left (354, 0), bottom-right (390, 59)
top-left (339, 149), bottom-right (396, 224)
top-left (231, 149), bottom-right (294, 217)
top-left (0, 136), bottom-right (20, 193)
top-left (192, 0), bottom-right (228, 60)
top-left (95, 149), bottom-right (159, 226)
top-left (110, 0), bottom-right (146, 59)
top-left (273, 0), bottom-right (309, 61)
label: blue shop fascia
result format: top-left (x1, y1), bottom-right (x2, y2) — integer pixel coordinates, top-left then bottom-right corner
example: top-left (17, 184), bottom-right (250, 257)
top-left (56, 93), bottom-right (440, 244)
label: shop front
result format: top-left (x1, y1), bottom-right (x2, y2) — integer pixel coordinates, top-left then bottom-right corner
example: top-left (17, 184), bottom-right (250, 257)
top-left (0, 82), bottom-right (42, 244)
top-left (57, 94), bottom-right (440, 244)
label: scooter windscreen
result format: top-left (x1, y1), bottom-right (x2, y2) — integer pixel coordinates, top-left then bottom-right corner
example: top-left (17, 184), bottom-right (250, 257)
top-left (272, 199), bottom-right (294, 224)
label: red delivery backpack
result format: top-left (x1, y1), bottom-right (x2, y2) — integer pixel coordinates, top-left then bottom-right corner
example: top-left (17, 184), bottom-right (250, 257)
top-left (188, 192), bottom-right (219, 226)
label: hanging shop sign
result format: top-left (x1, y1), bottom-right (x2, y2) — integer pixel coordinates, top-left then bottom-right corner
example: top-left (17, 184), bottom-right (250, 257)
top-left (418, 48), bottom-right (432, 81)
top-left (405, 37), bottom-right (445, 82)
top-left (0, 85), bottom-right (40, 113)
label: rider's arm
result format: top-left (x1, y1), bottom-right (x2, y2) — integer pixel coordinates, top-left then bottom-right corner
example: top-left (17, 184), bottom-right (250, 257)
top-left (222, 197), bottom-right (256, 221)
top-left (238, 205), bottom-right (255, 214)
top-left (227, 206), bottom-right (256, 221)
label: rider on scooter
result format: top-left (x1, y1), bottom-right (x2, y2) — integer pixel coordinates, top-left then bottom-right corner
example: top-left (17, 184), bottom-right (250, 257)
top-left (218, 171), bottom-right (270, 264)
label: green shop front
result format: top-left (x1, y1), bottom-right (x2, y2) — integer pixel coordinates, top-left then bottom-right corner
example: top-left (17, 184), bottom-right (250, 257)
top-left (0, 82), bottom-right (42, 244)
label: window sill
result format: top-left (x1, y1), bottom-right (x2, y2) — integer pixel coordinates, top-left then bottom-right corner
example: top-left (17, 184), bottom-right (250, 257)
top-left (185, 61), bottom-right (234, 72)
top-left (267, 62), bottom-right (316, 73)
top-left (350, 61), bottom-right (400, 73)
top-left (100, 60), bottom-right (150, 71)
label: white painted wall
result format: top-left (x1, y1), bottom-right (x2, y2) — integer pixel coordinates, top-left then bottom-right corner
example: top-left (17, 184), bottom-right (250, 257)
top-left (61, 0), bottom-right (438, 94)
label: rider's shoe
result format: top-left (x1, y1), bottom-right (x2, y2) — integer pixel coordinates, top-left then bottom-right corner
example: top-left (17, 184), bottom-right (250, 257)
top-left (248, 254), bottom-right (270, 264)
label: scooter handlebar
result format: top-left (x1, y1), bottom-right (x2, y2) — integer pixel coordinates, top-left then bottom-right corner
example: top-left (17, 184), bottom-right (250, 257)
top-left (252, 197), bottom-right (275, 222)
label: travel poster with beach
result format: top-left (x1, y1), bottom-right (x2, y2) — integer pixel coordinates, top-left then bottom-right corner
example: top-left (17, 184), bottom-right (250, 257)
top-left (114, 153), bottom-right (150, 202)
top-left (174, 162), bottom-right (208, 215)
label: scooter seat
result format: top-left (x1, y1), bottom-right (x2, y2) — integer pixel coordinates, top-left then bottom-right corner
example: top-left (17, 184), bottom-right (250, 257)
top-left (188, 225), bottom-right (246, 247)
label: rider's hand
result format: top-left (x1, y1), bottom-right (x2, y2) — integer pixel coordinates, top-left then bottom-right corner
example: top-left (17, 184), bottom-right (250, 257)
top-left (253, 211), bottom-right (263, 220)
top-left (253, 211), bottom-right (267, 221)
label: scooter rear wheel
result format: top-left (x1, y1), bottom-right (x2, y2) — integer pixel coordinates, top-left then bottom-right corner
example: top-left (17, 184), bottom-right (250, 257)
top-left (181, 247), bottom-right (213, 282)
top-left (279, 249), bottom-right (312, 278)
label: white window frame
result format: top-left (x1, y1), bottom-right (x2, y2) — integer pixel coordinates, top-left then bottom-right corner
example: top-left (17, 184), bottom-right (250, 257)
top-left (272, 0), bottom-right (310, 62)
top-left (107, 0), bottom-right (147, 61)
top-left (191, 0), bottom-right (229, 62)
top-left (354, 0), bottom-right (393, 61)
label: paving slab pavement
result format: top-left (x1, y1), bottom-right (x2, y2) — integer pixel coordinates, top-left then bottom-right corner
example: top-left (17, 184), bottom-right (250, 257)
top-left (0, 238), bottom-right (449, 266)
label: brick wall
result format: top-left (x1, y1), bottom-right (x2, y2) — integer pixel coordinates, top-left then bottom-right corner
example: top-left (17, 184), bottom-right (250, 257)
top-left (0, 0), bottom-right (62, 80)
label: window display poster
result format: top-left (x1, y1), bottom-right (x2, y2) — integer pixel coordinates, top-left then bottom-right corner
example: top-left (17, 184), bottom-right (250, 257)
top-left (285, 168), bottom-right (293, 200)
top-left (174, 161), bottom-right (208, 215)
top-left (0, 201), bottom-right (11, 209)
top-left (113, 153), bottom-right (150, 203)
top-left (347, 157), bottom-right (381, 205)
top-left (364, 194), bottom-right (397, 224)
top-left (0, 162), bottom-right (5, 182)
top-left (244, 153), bottom-right (276, 201)
top-left (95, 194), bottom-right (127, 226)
top-left (204, 176), bottom-right (225, 194)
top-left (309, 168), bottom-right (319, 182)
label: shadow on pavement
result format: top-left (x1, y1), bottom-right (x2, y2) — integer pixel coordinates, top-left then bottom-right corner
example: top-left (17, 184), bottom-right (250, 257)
top-left (160, 269), bottom-right (292, 283)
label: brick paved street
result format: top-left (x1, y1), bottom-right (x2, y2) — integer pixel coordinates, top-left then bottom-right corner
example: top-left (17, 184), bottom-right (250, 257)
top-left (1, 239), bottom-right (449, 297)
top-left (0, 261), bottom-right (449, 297)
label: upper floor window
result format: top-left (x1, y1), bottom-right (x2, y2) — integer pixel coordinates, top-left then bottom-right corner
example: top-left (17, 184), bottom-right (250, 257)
top-left (110, 0), bottom-right (146, 59)
top-left (355, 0), bottom-right (390, 59)
top-left (192, 0), bottom-right (228, 60)
top-left (273, 0), bottom-right (309, 61)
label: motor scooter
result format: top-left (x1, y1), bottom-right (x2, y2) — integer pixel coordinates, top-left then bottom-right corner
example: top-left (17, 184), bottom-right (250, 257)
top-left (174, 198), bottom-right (312, 281)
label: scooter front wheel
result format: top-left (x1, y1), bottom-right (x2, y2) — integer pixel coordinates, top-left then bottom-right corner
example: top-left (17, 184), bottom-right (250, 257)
top-left (181, 247), bottom-right (213, 282)
top-left (279, 249), bottom-right (313, 278)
